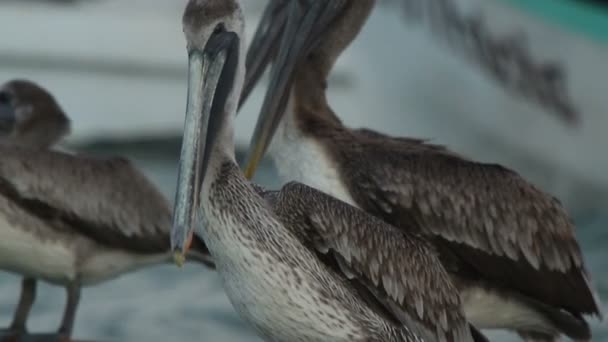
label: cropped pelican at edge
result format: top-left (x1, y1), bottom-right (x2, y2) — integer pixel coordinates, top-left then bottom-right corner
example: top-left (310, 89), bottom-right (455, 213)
top-left (0, 79), bottom-right (213, 341)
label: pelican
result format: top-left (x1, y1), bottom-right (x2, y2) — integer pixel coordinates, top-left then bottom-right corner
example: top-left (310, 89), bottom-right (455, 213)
top-left (240, 1), bottom-right (603, 341)
top-left (171, 0), bottom-right (487, 341)
top-left (0, 79), bottom-right (213, 340)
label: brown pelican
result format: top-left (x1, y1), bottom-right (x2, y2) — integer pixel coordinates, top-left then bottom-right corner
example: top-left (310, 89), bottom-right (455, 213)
top-left (0, 79), bottom-right (213, 341)
top-left (171, 0), bottom-right (487, 341)
top-left (240, 1), bottom-right (603, 341)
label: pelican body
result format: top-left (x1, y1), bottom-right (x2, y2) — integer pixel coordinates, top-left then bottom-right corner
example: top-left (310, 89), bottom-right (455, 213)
top-left (0, 79), bottom-right (212, 340)
top-left (241, 1), bottom-right (602, 341)
top-left (171, 1), bottom-right (486, 341)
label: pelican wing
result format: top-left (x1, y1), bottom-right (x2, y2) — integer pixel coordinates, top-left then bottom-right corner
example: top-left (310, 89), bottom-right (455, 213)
top-left (336, 129), bottom-right (601, 317)
top-left (0, 146), bottom-right (171, 253)
top-left (272, 181), bottom-right (473, 342)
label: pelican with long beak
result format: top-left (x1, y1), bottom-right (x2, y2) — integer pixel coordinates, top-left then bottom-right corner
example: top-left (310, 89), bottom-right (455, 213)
top-left (0, 79), bottom-right (213, 341)
top-left (172, 0), bottom-right (487, 341)
top-left (241, 1), bottom-right (603, 341)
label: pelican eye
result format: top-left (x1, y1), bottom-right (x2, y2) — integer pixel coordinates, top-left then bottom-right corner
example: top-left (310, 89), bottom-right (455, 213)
top-left (0, 91), bottom-right (10, 105)
top-left (213, 23), bottom-right (226, 35)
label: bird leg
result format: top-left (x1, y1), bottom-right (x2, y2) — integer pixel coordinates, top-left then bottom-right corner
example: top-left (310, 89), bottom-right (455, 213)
top-left (0, 277), bottom-right (37, 336)
top-left (57, 283), bottom-right (81, 338)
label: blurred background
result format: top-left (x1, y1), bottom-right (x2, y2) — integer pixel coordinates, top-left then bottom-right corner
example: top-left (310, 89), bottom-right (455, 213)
top-left (0, 0), bottom-right (607, 341)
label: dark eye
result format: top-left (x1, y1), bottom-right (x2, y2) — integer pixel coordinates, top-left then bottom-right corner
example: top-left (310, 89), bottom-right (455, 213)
top-left (0, 91), bottom-right (10, 105)
top-left (214, 23), bottom-right (226, 34)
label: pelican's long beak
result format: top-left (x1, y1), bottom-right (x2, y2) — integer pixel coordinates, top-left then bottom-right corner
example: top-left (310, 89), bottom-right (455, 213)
top-left (243, 0), bottom-right (347, 179)
top-left (238, 0), bottom-right (289, 110)
top-left (172, 29), bottom-right (239, 266)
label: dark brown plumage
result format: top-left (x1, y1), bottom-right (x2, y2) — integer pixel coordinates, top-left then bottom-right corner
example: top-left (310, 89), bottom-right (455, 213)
top-left (0, 146), bottom-right (173, 253)
top-left (267, 181), bottom-right (474, 342)
top-left (296, 100), bottom-right (600, 320)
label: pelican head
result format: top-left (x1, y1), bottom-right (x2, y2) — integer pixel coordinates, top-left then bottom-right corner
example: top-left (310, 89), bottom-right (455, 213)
top-left (171, 0), bottom-right (244, 265)
top-left (242, 0), bottom-right (374, 179)
top-left (0, 79), bottom-right (71, 148)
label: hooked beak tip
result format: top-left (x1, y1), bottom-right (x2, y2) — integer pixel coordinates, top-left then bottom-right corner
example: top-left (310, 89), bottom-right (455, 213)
top-left (173, 251), bottom-right (187, 268)
top-left (244, 142), bottom-right (266, 180)
top-left (172, 230), bottom-right (194, 268)
top-left (244, 162), bottom-right (257, 180)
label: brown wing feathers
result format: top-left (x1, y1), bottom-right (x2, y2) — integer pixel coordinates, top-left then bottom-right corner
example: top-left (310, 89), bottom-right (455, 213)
top-left (275, 181), bottom-right (473, 341)
top-left (330, 131), bottom-right (601, 317)
top-left (0, 146), bottom-right (172, 253)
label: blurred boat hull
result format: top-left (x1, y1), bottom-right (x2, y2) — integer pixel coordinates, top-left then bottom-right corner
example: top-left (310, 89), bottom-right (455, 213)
top-left (0, 0), bottom-right (606, 213)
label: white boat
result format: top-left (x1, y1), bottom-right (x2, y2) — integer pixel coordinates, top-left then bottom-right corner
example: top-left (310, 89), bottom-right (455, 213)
top-left (0, 0), bottom-right (606, 214)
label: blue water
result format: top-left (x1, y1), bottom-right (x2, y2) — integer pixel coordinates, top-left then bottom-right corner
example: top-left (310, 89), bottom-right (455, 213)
top-left (0, 141), bottom-right (605, 342)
